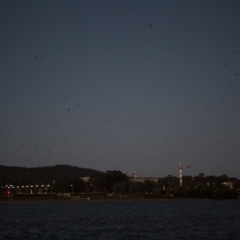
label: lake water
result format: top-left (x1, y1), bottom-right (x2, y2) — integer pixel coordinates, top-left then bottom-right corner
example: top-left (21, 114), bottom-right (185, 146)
top-left (0, 200), bottom-right (239, 239)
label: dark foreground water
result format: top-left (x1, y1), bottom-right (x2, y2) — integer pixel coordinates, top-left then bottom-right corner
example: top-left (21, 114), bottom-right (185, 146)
top-left (0, 200), bottom-right (239, 240)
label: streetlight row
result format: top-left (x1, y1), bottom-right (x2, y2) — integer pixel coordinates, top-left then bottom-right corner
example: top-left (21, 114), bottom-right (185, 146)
top-left (2, 184), bottom-right (51, 188)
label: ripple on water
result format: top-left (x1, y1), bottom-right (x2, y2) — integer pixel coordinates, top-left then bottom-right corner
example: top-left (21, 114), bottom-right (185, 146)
top-left (0, 200), bottom-right (239, 239)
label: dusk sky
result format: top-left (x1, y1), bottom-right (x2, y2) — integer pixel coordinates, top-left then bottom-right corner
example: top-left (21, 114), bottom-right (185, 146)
top-left (1, 1), bottom-right (240, 178)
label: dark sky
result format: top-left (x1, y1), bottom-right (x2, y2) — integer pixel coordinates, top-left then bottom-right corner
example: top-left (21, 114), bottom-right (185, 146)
top-left (1, 0), bottom-right (240, 178)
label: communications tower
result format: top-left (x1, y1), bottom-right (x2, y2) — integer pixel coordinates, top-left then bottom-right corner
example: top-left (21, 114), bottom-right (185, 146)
top-left (178, 162), bottom-right (191, 186)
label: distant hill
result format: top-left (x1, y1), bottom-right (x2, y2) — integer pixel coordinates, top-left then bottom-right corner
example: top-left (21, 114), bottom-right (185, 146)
top-left (0, 165), bottom-right (102, 185)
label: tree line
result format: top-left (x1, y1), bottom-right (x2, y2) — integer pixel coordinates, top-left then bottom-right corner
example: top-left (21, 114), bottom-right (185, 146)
top-left (1, 165), bottom-right (240, 199)
top-left (53, 171), bottom-right (240, 199)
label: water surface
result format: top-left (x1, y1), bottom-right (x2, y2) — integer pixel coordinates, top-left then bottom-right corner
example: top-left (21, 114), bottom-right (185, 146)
top-left (0, 200), bottom-right (239, 239)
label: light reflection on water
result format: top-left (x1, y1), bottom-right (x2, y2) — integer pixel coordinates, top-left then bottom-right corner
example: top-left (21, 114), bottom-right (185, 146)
top-left (0, 200), bottom-right (239, 239)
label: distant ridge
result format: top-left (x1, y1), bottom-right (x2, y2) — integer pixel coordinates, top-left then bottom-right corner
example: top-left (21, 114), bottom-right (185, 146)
top-left (0, 165), bottom-right (102, 184)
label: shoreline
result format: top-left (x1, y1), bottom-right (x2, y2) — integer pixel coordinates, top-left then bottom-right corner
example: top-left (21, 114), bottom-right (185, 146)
top-left (1, 193), bottom-right (239, 203)
top-left (2, 198), bottom-right (237, 203)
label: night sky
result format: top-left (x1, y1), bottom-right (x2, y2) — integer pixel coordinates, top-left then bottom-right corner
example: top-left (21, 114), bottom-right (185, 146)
top-left (1, 1), bottom-right (240, 178)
